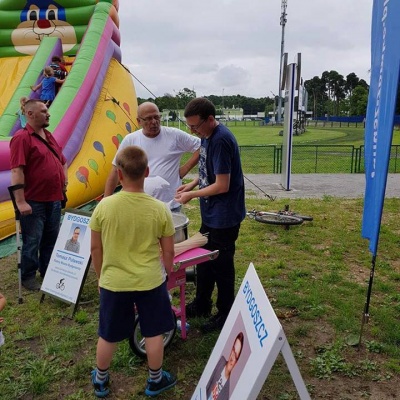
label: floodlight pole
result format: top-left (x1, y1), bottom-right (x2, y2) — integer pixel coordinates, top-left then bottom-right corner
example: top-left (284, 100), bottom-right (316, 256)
top-left (270, 91), bottom-right (277, 122)
top-left (277, 0), bottom-right (287, 124)
top-left (222, 88), bottom-right (225, 117)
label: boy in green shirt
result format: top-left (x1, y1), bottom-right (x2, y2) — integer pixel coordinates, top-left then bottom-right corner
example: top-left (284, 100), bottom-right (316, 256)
top-left (89, 145), bottom-right (177, 398)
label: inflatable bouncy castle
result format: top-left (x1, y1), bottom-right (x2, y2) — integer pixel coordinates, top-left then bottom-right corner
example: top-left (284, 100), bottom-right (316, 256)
top-left (0, 0), bottom-right (138, 240)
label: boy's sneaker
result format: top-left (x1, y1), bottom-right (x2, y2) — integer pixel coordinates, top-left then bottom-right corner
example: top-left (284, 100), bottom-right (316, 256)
top-left (145, 370), bottom-right (177, 397)
top-left (91, 369), bottom-right (110, 398)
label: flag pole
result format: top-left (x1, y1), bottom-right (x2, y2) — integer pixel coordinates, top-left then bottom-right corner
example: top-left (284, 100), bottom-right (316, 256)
top-left (358, 254), bottom-right (376, 348)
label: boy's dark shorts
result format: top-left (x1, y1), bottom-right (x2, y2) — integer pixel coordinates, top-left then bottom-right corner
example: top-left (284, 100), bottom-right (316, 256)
top-left (98, 281), bottom-right (175, 342)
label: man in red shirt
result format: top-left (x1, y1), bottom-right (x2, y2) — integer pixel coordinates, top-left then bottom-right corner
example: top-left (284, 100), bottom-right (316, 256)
top-left (10, 100), bottom-right (68, 291)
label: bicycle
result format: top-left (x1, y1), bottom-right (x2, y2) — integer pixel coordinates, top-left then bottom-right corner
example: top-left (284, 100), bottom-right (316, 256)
top-left (247, 206), bottom-right (313, 226)
top-left (129, 248), bottom-right (219, 358)
top-left (56, 279), bottom-right (65, 291)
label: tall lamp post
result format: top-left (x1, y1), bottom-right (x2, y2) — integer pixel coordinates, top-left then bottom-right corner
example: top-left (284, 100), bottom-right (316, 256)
top-left (222, 88), bottom-right (225, 118)
top-left (270, 91), bottom-right (277, 123)
top-left (277, 0), bottom-right (287, 124)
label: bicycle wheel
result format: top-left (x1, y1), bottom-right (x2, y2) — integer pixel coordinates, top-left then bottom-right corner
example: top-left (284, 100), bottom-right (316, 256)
top-left (278, 211), bottom-right (314, 222)
top-left (129, 314), bottom-right (177, 358)
top-left (293, 214), bottom-right (313, 222)
top-left (255, 212), bottom-right (303, 226)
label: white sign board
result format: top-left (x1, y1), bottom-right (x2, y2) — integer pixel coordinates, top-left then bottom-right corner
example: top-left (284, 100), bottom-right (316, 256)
top-left (41, 212), bottom-right (91, 304)
top-left (191, 263), bottom-right (310, 400)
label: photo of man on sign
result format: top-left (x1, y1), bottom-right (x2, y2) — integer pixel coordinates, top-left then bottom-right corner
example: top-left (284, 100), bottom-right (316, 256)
top-left (206, 331), bottom-right (245, 399)
top-left (64, 226), bottom-right (82, 254)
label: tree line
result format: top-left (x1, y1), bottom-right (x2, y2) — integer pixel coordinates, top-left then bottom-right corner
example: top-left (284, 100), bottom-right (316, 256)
top-left (304, 71), bottom-right (369, 118)
top-left (137, 70), bottom-right (399, 119)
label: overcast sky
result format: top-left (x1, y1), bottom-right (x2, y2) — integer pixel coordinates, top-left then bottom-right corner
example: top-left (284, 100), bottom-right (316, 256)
top-left (117, 0), bottom-right (373, 100)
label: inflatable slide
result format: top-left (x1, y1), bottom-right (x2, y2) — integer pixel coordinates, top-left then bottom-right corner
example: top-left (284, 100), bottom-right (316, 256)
top-left (0, 0), bottom-right (138, 240)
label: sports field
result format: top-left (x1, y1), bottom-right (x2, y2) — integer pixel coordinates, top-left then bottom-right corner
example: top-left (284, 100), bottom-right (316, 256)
top-left (175, 123), bottom-right (400, 174)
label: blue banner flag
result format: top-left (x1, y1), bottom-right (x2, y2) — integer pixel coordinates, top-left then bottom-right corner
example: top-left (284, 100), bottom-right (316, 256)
top-left (362, 0), bottom-right (400, 256)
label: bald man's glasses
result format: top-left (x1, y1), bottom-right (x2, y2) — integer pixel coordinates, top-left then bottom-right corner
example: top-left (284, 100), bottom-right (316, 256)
top-left (138, 114), bottom-right (162, 123)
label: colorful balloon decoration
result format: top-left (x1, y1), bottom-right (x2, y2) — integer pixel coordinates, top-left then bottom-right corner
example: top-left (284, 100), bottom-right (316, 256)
top-left (123, 102), bottom-right (130, 115)
top-left (88, 159), bottom-right (99, 175)
top-left (112, 135), bottom-right (120, 149)
top-left (76, 166), bottom-right (91, 188)
top-left (125, 122), bottom-right (131, 132)
top-left (93, 141), bottom-right (105, 157)
top-left (106, 110), bottom-right (116, 123)
top-left (93, 140), bottom-right (106, 165)
top-left (117, 134), bottom-right (123, 143)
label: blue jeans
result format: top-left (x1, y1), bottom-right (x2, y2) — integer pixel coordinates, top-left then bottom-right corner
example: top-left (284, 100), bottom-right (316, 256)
top-left (20, 201), bottom-right (61, 280)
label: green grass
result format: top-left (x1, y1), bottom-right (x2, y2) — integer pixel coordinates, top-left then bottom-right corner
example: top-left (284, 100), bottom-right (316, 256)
top-left (228, 124), bottom-right (400, 147)
top-left (1, 121), bottom-right (397, 398)
top-left (0, 197), bottom-right (399, 399)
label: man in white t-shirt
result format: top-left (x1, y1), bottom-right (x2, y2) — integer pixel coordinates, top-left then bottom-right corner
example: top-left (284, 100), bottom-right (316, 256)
top-left (104, 102), bottom-right (200, 210)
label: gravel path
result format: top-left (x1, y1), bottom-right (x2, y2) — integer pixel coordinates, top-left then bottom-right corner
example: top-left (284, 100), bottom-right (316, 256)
top-left (242, 174), bottom-right (400, 199)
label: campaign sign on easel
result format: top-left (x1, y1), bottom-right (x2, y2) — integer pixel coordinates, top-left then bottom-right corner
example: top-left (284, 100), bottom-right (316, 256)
top-left (191, 263), bottom-right (310, 400)
top-left (41, 212), bottom-right (91, 304)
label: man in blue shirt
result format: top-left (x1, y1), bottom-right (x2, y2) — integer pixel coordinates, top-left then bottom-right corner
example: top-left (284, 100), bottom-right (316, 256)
top-left (175, 98), bottom-right (246, 332)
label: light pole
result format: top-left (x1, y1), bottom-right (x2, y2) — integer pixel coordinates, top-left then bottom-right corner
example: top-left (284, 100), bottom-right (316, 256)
top-left (270, 91), bottom-right (277, 123)
top-left (277, 0), bottom-right (287, 124)
top-left (173, 89), bottom-right (181, 130)
top-left (222, 88), bottom-right (225, 117)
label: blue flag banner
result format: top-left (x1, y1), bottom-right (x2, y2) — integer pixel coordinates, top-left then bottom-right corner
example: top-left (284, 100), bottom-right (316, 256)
top-left (362, 0), bottom-right (400, 256)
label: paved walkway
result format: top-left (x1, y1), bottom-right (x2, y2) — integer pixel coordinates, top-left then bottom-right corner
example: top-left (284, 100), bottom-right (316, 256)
top-left (243, 174), bottom-right (400, 199)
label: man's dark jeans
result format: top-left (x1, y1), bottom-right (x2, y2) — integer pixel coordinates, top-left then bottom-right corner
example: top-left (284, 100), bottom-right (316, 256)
top-left (20, 201), bottom-right (61, 280)
top-left (196, 223), bottom-right (240, 316)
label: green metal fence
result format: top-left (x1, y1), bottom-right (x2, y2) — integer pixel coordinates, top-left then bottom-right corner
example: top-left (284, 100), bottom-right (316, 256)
top-left (305, 120), bottom-right (365, 129)
top-left (238, 144), bottom-right (400, 174)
